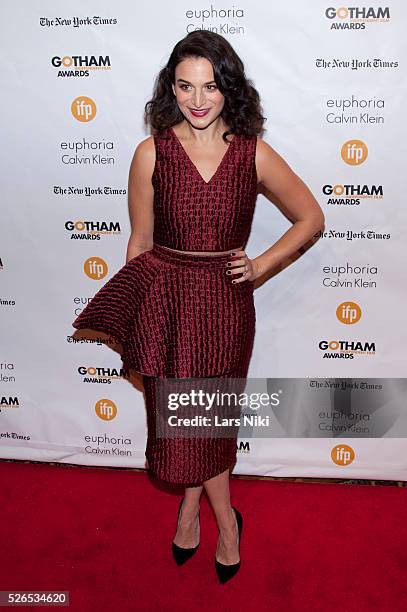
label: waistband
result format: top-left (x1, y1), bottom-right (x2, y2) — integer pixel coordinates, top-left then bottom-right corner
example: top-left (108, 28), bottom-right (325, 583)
top-left (152, 242), bottom-right (235, 268)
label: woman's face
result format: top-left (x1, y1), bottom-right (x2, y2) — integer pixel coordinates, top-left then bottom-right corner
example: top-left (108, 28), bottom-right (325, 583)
top-left (171, 56), bottom-right (225, 128)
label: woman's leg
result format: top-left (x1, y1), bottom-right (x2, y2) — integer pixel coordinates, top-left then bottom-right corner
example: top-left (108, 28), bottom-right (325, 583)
top-left (143, 375), bottom-right (203, 547)
top-left (203, 468), bottom-right (239, 564)
top-left (172, 485), bottom-right (202, 548)
top-left (143, 374), bottom-right (237, 555)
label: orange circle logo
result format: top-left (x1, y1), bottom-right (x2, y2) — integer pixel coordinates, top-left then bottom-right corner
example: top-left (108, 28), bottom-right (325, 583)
top-left (341, 139), bottom-right (368, 165)
top-left (71, 96), bottom-right (97, 122)
top-left (61, 56), bottom-right (74, 67)
top-left (336, 7), bottom-right (349, 19)
top-left (84, 256), bottom-right (108, 280)
top-left (95, 399), bottom-right (117, 420)
top-left (336, 301), bottom-right (362, 324)
top-left (331, 444), bottom-right (355, 466)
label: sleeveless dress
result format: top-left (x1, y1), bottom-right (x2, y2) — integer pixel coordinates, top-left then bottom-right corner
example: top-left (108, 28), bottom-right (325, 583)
top-left (72, 125), bottom-right (258, 486)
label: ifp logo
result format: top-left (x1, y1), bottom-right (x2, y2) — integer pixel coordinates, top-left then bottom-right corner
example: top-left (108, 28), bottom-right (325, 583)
top-left (331, 444), bottom-right (355, 466)
top-left (336, 301), bottom-right (362, 324)
top-left (95, 399), bottom-right (117, 421)
top-left (84, 256), bottom-right (108, 280)
top-left (71, 96), bottom-right (97, 122)
top-left (341, 139), bottom-right (368, 165)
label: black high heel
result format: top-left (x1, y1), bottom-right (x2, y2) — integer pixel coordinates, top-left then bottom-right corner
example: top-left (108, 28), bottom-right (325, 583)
top-left (214, 507), bottom-right (242, 583)
top-left (171, 496), bottom-right (200, 566)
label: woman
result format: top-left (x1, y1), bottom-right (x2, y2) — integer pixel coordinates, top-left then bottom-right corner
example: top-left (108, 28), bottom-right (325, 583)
top-left (72, 30), bottom-right (324, 583)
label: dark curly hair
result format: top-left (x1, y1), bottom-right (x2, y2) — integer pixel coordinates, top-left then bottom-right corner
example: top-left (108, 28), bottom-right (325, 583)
top-left (144, 30), bottom-right (266, 142)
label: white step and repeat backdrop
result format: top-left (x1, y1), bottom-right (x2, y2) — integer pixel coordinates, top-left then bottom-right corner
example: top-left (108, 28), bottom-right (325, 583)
top-left (1, 1), bottom-right (407, 480)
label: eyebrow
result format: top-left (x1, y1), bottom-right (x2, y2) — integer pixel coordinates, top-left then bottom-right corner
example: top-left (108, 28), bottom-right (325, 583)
top-left (176, 78), bottom-right (216, 85)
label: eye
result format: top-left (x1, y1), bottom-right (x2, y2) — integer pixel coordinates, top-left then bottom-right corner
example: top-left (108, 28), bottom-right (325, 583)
top-left (178, 84), bottom-right (218, 91)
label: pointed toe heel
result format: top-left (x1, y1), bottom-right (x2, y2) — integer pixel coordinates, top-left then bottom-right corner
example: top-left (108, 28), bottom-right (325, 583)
top-left (172, 497), bottom-right (200, 566)
top-left (172, 540), bottom-right (200, 566)
top-left (215, 507), bottom-right (243, 584)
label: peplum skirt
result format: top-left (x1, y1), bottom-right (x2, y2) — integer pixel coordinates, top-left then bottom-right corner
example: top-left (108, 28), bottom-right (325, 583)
top-left (72, 242), bottom-right (256, 485)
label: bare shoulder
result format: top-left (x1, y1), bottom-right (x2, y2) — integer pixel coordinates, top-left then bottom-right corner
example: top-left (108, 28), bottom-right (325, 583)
top-left (254, 135), bottom-right (297, 186)
top-left (129, 135), bottom-right (156, 179)
top-left (131, 135), bottom-right (155, 165)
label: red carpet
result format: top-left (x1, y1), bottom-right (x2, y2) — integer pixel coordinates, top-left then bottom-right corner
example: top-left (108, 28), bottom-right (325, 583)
top-left (1, 460), bottom-right (406, 611)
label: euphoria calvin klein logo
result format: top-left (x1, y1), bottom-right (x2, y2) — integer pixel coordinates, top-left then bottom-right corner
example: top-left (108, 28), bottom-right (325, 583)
top-left (341, 139), bottom-right (368, 165)
top-left (336, 301), bottom-right (362, 324)
top-left (84, 257), bottom-right (108, 279)
top-left (323, 264), bottom-right (378, 289)
top-left (71, 96), bottom-right (97, 122)
top-left (331, 444), bottom-right (355, 466)
top-left (95, 399), bottom-right (117, 420)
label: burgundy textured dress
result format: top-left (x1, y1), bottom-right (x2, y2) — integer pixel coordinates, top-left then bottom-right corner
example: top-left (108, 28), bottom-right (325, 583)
top-left (72, 125), bottom-right (258, 486)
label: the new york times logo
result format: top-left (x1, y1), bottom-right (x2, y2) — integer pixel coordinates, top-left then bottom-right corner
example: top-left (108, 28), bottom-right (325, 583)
top-left (40, 16), bottom-right (118, 28)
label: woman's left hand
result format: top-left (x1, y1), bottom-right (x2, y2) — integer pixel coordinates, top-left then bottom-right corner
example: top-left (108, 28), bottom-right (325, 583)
top-left (225, 249), bottom-right (260, 284)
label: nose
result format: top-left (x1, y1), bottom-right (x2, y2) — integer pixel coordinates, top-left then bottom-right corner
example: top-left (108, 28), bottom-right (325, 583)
top-left (191, 90), bottom-right (206, 108)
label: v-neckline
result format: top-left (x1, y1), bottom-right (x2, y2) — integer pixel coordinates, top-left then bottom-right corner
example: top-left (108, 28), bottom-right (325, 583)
top-left (169, 126), bottom-right (237, 186)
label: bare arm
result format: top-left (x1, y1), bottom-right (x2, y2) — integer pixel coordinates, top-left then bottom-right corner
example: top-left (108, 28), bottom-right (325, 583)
top-left (251, 137), bottom-right (325, 279)
top-left (125, 136), bottom-right (155, 263)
